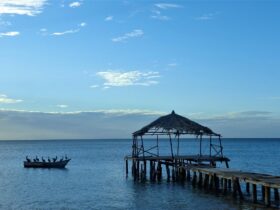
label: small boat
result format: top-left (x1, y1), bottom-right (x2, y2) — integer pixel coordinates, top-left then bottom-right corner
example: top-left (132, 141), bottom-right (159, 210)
top-left (23, 159), bottom-right (71, 168)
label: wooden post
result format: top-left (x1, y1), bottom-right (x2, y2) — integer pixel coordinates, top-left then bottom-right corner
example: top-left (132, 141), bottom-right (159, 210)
top-left (246, 182), bottom-right (250, 194)
top-left (137, 160), bottom-right (140, 180)
top-left (252, 184), bottom-right (257, 203)
top-left (265, 186), bottom-right (271, 206)
top-left (198, 172), bottom-right (203, 187)
top-left (204, 174), bottom-right (209, 190)
top-left (149, 161), bottom-right (153, 181)
top-left (228, 179), bottom-right (232, 190)
top-left (186, 170), bottom-right (191, 181)
top-left (209, 175), bottom-right (214, 190)
top-left (157, 161), bottom-right (162, 181)
top-left (192, 172), bottom-right (197, 187)
top-left (223, 179), bottom-right (228, 194)
top-left (125, 159), bottom-right (128, 177)
top-left (166, 164), bottom-right (170, 182)
top-left (274, 188), bottom-right (279, 202)
top-left (172, 166), bottom-right (175, 181)
top-left (236, 179), bottom-right (244, 200)
top-left (144, 160), bottom-right (147, 180)
top-left (214, 174), bottom-right (219, 192)
top-left (232, 178), bottom-right (237, 198)
top-left (262, 186), bottom-right (265, 201)
top-left (232, 178), bottom-right (243, 199)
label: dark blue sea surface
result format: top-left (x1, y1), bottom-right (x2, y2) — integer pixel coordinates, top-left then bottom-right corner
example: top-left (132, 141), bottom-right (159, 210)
top-left (0, 138), bottom-right (279, 210)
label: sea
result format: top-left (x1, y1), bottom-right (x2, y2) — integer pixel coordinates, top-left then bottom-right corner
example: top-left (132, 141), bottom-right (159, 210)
top-left (0, 138), bottom-right (279, 210)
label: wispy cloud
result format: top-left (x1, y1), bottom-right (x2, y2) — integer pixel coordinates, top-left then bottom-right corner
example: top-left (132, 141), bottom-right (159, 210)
top-left (154, 3), bottom-right (182, 10)
top-left (79, 22), bottom-right (86, 27)
top-left (50, 22), bottom-right (86, 36)
top-left (151, 3), bottom-right (182, 21)
top-left (151, 10), bottom-right (170, 21)
top-left (56, 104), bottom-right (68, 108)
top-left (112, 29), bottom-right (143, 42)
top-left (96, 70), bottom-right (160, 88)
top-left (0, 31), bottom-right (20, 37)
top-left (195, 13), bottom-right (215, 21)
top-left (0, 109), bottom-right (165, 139)
top-left (0, 0), bottom-right (47, 16)
top-left (92, 109), bottom-right (166, 116)
top-left (168, 63), bottom-right (177, 67)
top-left (104, 16), bottom-right (113, 21)
top-left (51, 29), bottom-right (79, 36)
top-left (69, 1), bottom-right (81, 8)
top-left (0, 19), bottom-right (11, 26)
top-left (0, 94), bottom-right (22, 104)
top-left (90, 85), bottom-right (99, 89)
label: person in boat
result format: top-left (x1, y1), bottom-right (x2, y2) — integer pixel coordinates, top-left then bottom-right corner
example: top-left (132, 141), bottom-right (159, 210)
top-left (42, 157), bottom-right (46, 162)
top-left (60, 156), bottom-right (64, 162)
top-left (65, 154), bottom-right (68, 160)
top-left (52, 156), bottom-right (57, 162)
top-left (26, 156), bottom-right (31, 162)
top-left (35, 156), bottom-right (39, 162)
top-left (48, 157), bottom-right (51, 162)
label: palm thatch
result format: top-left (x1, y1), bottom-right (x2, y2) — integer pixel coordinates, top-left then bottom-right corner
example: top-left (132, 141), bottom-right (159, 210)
top-left (133, 110), bottom-right (220, 137)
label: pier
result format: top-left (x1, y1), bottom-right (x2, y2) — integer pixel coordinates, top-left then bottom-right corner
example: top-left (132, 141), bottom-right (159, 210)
top-left (125, 111), bottom-right (280, 208)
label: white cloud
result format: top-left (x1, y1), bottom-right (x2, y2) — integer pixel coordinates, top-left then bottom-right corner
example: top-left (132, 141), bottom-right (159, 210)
top-left (50, 22), bottom-right (86, 36)
top-left (79, 22), bottom-right (86, 27)
top-left (0, 94), bottom-right (22, 103)
top-left (195, 13), bottom-right (215, 21)
top-left (0, 109), bottom-right (165, 139)
top-left (0, 31), bottom-right (20, 37)
top-left (92, 109), bottom-right (166, 116)
top-left (56, 104), bottom-right (68, 108)
top-left (168, 63), bottom-right (177, 67)
top-left (0, 19), bottom-right (11, 26)
top-left (112, 29), bottom-right (143, 42)
top-left (0, 0), bottom-right (47, 16)
top-left (96, 70), bottom-right (160, 87)
top-left (151, 10), bottom-right (170, 21)
top-left (90, 85), bottom-right (99, 89)
top-left (154, 3), bottom-right (182, 10)
top-left (69, 1), bottom-right (81, 8)
top-left (51, 29), bottom-right (79, 36)
top-left (104, 16), bottom-right (113, 21)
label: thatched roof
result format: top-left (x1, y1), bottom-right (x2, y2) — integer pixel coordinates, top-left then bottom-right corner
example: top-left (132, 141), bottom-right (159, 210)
top-left (133, 110), bottom-right (220, 137)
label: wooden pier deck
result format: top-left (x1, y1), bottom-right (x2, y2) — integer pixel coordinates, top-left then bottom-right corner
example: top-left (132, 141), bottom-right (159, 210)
top-left (183, 165), bottom-right (280, 207)
top-left (125, 156), bottom-right (280, 207)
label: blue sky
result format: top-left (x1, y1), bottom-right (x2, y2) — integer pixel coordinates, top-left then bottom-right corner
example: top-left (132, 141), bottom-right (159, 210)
top-left (0, 0), bottom-right (280, 139)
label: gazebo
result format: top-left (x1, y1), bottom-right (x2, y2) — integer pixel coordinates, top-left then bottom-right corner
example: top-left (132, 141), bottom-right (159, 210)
top-left (125, 110), bottom-right (230, 181)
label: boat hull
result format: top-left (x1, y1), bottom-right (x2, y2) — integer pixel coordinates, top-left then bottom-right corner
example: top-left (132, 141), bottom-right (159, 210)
top-left (23, 159), bottom-right (70, 168)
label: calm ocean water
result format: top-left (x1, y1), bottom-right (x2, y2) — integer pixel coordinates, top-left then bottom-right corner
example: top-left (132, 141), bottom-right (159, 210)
top-left (0, 138), bottom-right (279, 210)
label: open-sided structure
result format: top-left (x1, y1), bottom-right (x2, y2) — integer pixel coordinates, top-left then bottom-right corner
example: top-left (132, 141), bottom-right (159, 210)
top-left (125, 111), bottom-right (230, 181)
top-left (133, 111), bottom-right (226, 160)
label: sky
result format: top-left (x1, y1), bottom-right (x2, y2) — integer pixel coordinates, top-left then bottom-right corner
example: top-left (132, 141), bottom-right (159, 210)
top-left (0, 0), bottom-right (280, 139)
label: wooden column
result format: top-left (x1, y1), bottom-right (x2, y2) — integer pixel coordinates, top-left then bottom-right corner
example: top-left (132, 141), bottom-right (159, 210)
top-left (166, 164), bottom-right (170, 182)
top-left (262, 186), bottom-right (265, 201)
top-left (246, 182), bottom-right (250, 194)
top-left (198, 172), bottom-right (203, 187)
top-left (192, 172), bottom-right (197, 187)
top-left (265, 186), bottom-right (271, 207)
top-left (228, 179), bottom-right (232, 190)
top-left (204, 174), bottom-right (209, 190)
top-left (214, 174), bottom-right (219, 192)
top-left (252, 184), bottom-right (257, 203)
top-left (125, 159), bottom-right (128, 177)
top-left (274, 188), bottom-right (279, 202)
top-left (157, 161), bottom-right (162, 181)
top-left (186, 170), bottom-right (191, 181)
top-left (223, 179), bottom-right (228, 194)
